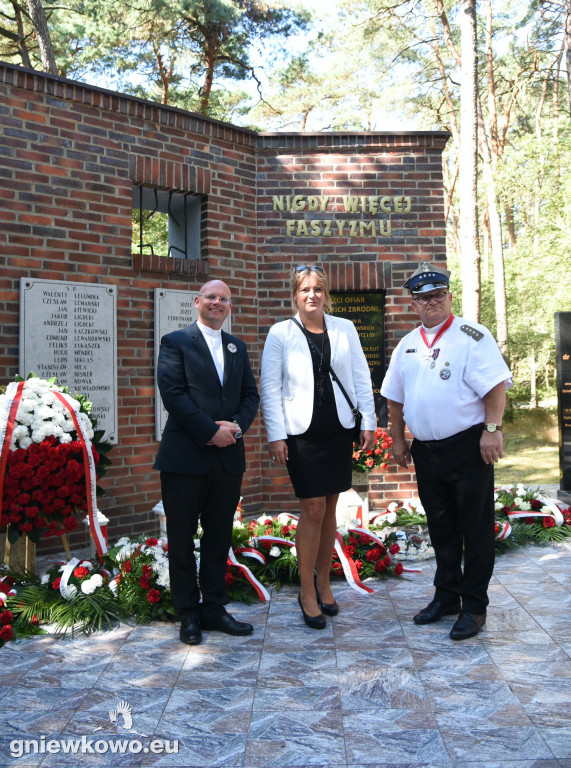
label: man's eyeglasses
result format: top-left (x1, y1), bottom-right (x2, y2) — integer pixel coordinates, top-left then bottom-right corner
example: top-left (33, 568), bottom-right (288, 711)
top-left (294, 264), bottom-right (324, 273)
top-left (200, 294), bottom-right (231, 304)
top-left (413, 291), bottom-right (448, 306)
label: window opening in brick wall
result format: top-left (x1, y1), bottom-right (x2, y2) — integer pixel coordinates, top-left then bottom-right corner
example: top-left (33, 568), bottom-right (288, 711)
top-left (132, 185), bottom-right (203, 260)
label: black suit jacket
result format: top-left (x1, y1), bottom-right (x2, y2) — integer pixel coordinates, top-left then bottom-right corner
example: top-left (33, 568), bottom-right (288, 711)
top-left (154, 323), bottom-right (259, 475)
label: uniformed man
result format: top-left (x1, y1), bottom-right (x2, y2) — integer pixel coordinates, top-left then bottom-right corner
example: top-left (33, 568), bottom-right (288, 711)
top-left (381, 263), bottom-right (512, 640)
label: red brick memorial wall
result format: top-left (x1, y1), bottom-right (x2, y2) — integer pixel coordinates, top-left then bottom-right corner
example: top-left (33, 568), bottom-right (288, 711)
top-left (0, 63), bottom-right (449, 554)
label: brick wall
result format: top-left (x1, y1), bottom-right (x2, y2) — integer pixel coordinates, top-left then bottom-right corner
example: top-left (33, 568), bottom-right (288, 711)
top-left (0, 63), bottom-right (450, 555)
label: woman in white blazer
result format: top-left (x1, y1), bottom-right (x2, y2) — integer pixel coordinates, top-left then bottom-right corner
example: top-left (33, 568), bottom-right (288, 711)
top-left (260, 265), bottom-right (376, 629)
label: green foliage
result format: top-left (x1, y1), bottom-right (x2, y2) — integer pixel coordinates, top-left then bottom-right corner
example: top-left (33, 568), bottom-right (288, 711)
top-left (11, 584), bottom-right (120, 636)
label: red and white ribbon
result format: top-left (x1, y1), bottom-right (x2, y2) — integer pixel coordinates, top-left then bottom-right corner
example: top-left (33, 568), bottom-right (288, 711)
top-left (250, 535), bottom-right (296, 548)
top-left (333, 532), bottom-right (374, 595)
top-left (495, 521), bottom-right (512, 540)
top-left (0, 381), bottom-right (25, 525)
top-left (227, 547), bottom-right (270, 602)
top-left (234, 546), bottom-right (267, 565)
top-left (53, 391), bottom-right (107, 559)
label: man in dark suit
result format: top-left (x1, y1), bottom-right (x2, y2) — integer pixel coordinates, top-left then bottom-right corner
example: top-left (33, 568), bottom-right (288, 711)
top-left (154, 279), bottom-right (260, 645)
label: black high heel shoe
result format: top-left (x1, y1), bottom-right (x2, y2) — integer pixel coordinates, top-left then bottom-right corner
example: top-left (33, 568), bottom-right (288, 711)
top-left (314, 577), bottom-right (339, 617)
top-left (298, 592), bottom-right (326, 629)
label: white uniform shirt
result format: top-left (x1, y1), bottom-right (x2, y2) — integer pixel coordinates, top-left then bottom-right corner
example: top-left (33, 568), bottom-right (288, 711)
top-left (381, 315), bottom-right (512, 441)
top-left (197, 320), bottom-right (224, 384)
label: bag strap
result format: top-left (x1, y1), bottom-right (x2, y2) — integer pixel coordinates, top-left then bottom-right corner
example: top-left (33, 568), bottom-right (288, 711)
top-left (290, 317), bottom-right (359, 416)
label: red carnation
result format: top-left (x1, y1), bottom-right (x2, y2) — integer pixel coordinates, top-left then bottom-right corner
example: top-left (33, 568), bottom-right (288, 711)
top-left (63, 516), bottom-right (78, 532)
top-left (139, 577), bottom-right (152, 590)
top-left (52, 577), bottom-right (61, 590)
top-left (147, 589), bottom-right (161, 603)
top-left (0, 583), bottom-right (12, 594)
top-left (0, 610), bottom-right (14, 625)
top-left (18, 522), bottom-right (33, 533)
top-left (145, 537), bottom-right (158, 546)
top-left (74, 566), bottom-right (90, 579)
top-left (366, 547), bottom-right (382, 562)
top-left (142, 565), bottom-right (153, 578)
top-left (389, 543), bottom-right (401, 555)
top-left (374, 560), bottom-right (386, 573)
top-left (525, 517), bottom-right (535, 525)
top-left (530, 499), bottom-right (543, 510)
top-left (332, 562), bottom-right (342, 572)
top-left (343, 545), bottom-right (356, 558)
top-left (348, 536), bottom-right (359, 546)
top-left (225, 572), bottom-right (235, 586)
top-left (543, 517), bottom-right (556, 528)
top-left (0, 625), bottom-right (14, 642)
top-left (122, 560), bottom-right (132, 572)
top-left (281, 526), bottom-right (291, 536)
top-left (354, 559), bottom-right (363, 572)
top-left (394, 563), bottom-right (404, 576)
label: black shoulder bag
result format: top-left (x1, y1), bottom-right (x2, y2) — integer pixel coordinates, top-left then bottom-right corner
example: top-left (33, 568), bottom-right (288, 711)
top-left (291, 318), bottom-right (363, 442)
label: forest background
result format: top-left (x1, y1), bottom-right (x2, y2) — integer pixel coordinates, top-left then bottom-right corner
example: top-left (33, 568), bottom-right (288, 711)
top-left (1, 0), bottom-right (569, 485)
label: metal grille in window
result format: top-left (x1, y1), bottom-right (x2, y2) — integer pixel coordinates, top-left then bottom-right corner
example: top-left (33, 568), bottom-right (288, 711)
top-left (132, 186), bottom-right (202, 260)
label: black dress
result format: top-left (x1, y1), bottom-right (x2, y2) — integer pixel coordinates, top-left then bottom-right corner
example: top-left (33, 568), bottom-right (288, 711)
top-left (286, 329), bottom-right (354, 499)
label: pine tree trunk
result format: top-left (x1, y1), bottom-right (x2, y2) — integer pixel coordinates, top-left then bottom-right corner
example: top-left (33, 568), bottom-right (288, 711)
top-left (459, 0), bottom-right (480, 321)
top-left (26, 0), bottom-right (58, 74)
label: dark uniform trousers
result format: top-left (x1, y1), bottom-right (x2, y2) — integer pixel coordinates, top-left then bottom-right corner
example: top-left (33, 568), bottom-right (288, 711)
top-left (411, 426), bottom-right (495, 614)
top-left (160, 451), bottom-right (242, 621)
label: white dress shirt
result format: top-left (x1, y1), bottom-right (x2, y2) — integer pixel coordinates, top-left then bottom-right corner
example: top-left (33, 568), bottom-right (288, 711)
top-left (197, 320), bottom-right (224, 384)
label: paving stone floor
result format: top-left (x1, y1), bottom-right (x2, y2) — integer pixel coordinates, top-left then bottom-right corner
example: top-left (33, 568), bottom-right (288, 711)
top-left (1, 542), bottom-right (570, 768)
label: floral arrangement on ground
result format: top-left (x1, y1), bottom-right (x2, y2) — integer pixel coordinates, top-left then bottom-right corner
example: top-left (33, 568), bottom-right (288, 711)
top-left (493, 484), bottom-right (571, 550)
top-left (4, 485), bottom-right (569, 640)
top-left (0, 374), bottom-right (113, 545)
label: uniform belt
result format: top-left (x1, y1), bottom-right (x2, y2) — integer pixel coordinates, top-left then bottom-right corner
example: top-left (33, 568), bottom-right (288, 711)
top-left (415, 423), bottom-right (485, 449)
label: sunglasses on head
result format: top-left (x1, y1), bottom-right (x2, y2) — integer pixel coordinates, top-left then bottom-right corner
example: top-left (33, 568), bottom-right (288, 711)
top-left (294, 264), bottom-right (324, 273)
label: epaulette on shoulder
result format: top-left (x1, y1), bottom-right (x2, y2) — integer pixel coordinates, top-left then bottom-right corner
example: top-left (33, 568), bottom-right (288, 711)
top-left (460, 324), bottom-right (484, 341)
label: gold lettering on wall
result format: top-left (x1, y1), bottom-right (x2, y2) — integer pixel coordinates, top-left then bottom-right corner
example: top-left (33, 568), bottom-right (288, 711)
top-left (271, 194), bottom-right (412, 237)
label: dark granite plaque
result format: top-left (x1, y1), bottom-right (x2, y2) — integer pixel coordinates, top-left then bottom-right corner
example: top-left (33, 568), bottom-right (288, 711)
top-left (555, 312), bottom-right (571, 494)
top-left (331, 291), bottom-right (386, 425)
top-left (19, 278), bottom-right (118, 442)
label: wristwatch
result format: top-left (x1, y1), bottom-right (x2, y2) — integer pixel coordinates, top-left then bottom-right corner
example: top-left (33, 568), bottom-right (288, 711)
top-left (485, 423), bottom-right (502, 433)
top-left (232, 421), bottom-right (243, 439)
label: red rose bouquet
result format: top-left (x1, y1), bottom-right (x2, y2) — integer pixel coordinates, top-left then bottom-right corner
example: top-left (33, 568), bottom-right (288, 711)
top-left (0, 375), bottom-right (112, 545)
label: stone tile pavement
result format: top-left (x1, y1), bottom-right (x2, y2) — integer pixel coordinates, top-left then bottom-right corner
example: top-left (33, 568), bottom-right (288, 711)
top-left (1, 541), bottom-right (570, 768)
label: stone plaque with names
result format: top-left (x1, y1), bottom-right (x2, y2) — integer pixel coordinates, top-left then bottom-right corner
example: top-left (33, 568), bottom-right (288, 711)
top-left (154, 289), bottom-right (231, 440)
top-left (19, 278), bottom-right (118, 442)
top-left (331, 291), bottom-right (387, 425)
top-left (555, 312), bottom-right (571, 495)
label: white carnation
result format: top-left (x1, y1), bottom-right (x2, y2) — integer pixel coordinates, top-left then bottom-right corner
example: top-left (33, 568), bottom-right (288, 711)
top-left (269, 546), bottom-right (281, 558)
top-left (290, 547), bottom-right (297, 557)
top-left (519, 501), bottom-right (531, 511)
top-left (277, 513), bottom-right (293, 525)
top-left (89, 574), bottom-right (103, 587)
top-left (41, 574), bottom-right (50, 585)
top-left (387, 502), bottom-right (399, 512)
top-left (386, 512), bottom-right (398, 524)
top-left (81, 579), bottom-right (97, 595)
top-left (495, 502), bottom-right (503, 512)
top-left (514, 497), bottom-right (523, 506)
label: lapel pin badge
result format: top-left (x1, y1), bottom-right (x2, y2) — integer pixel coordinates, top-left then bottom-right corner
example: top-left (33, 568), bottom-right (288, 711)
top-left (227, 343), bottom-right (237, 353)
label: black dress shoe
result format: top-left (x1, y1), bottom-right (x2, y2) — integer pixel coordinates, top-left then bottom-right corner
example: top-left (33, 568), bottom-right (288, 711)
top-left (450, 612), bottom-right (486, 640)
top-left (200, 611), bottom-right (254, 636)
top-left (314, 578), bottom-right (339, 617)
top-left (180, 617), bottom-right (202, 645)
top-left (298, 593), bottom-right (326, 629)
top-left (413, 599), bottom-right (462, 625)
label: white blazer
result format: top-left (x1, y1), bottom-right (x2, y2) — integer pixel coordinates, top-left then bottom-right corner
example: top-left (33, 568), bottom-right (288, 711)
top-left (260, 313), bottom-right (377, 443)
